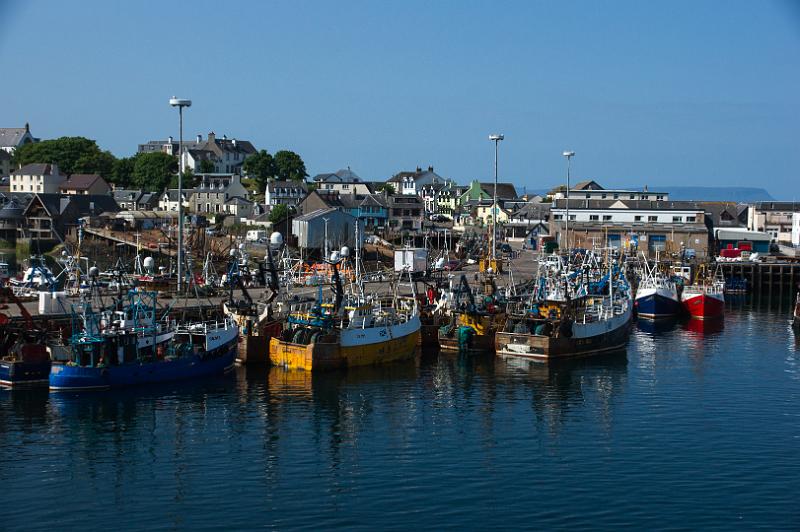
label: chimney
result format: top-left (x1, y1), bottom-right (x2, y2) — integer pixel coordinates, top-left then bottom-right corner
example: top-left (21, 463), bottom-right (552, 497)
top-left (25, 122), bottom-right (30, 133)
top-left (196, 134), bottom-right (202, 143)
top-left (428, 165), bottom-right (433, 172)
top-left (416, 166), bottom-right (421, 173)
top-left (232, 139), bottom-right (237, 147)
top-left (208, 132), bottom-right (216, 142)
top-left (168, 135), bottom-right (173, 144)
top-left (222, 134), bottom-right (227, 141)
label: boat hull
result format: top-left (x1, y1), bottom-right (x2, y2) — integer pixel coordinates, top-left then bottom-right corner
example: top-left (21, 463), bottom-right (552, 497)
top-left (681, 292), bottom-right (724, 319)
top-left (496, 310), bottom-right (632, 362)
top-left (49, 340), bottom-right (237, 391)
top-left (635, 289), bottom-right (682, 319)
top-left (438, 312), bottom-right (506, 354)
top-left (0, 359), bottom-right (52, 387)
top-left (269, 327), bottom-right (419, 371)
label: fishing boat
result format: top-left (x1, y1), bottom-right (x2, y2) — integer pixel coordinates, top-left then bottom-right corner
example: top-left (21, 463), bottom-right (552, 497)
top-left (8, 255), bottom-right (57, 296)
top-left (224, 238), bottom-right (283, 364)
top-left (0, 287), bottom-right (51, 387)
top-left (49, 289), bottom-right (238, 391)
top-left (634, 259), bottom-right (681, 319)
top-left (495, 254), bottom-right (633, 362)
top-left (438, 274), bottom-right (506, 354)
top-left (681, 265), bottom-right (725, 320)
top-left (269, 260), bottom-right (420, 371)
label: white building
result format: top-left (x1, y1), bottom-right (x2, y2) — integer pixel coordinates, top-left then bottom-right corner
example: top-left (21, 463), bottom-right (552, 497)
top-left (158, 189), bottom-right (193, 212)
top-left (138, 132), bottom-right (257, 175)
top-left (9, 163), bottom-right (66, 193)
top-left (311, 168), bottom-right (372, 194)
top-left (747, 202), bottom-right (800, 243)
top-left (387, 166), bottom-right (453, 196)
top-left (551, 180), bottom-right (668, 202)
top-left (265, 180), bottom-right (307, 206)
top-left (0, 124), bottom-right (37, 154)
top-left (792, 213), bottom-right (800, 247)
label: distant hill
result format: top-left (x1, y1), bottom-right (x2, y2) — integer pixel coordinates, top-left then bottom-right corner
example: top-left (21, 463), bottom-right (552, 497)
top-left (655, 186), bottom-right (774, 202)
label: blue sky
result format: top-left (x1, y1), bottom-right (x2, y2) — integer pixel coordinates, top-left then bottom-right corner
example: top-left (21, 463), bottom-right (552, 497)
top-left (1, 0), bottom-right (798, 197)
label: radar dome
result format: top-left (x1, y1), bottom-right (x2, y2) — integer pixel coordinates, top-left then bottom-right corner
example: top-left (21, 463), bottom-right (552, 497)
top-left (229, 249), bottom-right (237, 257)
top-left (89, 266), bottom-right (100, 278)
top-left (330, 251), bottom-right (340, 262)
top-left (340, 246), bottom-right (350, 257)
top-left (270, 232), bottom-right (283, 247)
top-left (143, 257), bottom-right (154, 271)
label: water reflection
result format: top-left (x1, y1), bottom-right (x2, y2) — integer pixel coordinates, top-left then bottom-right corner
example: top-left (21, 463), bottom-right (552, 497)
top-left (636, 316), bottom-right (680, 335)
top-left (683, 317), bottom-right (725, 336)
top-left (494, 351), bottom-right (628, 435)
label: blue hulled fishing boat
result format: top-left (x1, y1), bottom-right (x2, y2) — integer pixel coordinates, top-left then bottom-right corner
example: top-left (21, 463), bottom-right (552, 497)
top-left (634, 259), bottom-right (681, 319)
top-left (50, 290), bottom-right (238, 391)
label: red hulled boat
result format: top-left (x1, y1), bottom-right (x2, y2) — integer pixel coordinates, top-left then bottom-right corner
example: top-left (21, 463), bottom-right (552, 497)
top-left (681, 266), bottom-right (725, 320)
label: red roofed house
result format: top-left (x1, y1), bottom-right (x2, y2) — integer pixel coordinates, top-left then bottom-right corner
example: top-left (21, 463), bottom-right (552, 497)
top-left (59, 174), bottom-right (111, 195)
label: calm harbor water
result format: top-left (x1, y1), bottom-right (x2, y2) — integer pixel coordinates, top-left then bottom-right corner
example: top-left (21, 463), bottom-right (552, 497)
top-left (2, 298), bottom-right (800, 530)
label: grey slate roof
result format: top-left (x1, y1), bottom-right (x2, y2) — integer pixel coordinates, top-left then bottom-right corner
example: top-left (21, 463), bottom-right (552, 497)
top-left (12, 163), bottom-right (59, 176)
top-left (312, 168), bottom-right (362, 183)
top-left (60, 174), bottom-right (107, 191)
top-left (479, 182), bottom-right (518, 199)
top-left (0, 128), bottom-right (28, 148)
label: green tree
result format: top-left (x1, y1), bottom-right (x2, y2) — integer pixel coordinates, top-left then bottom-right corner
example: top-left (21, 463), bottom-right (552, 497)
top-left (375, 183), bottom-right (395, 194)
top-left (243, 150), bottom-right (276, 190)
top-left (74, 149), bottom-right (116, 178)
top-left (199, 159), bottom-right (215, 173)
top-left (168, 168), bottom-right (199, 189)
top-left (273, 150), bottom-right (308, 181)
top-left (13, 136), bottom-right (115, 177)
top-left (111, 156), bottom-right (136, 186)
top-left (268, 204), bottom-right (289, 224)
top-left (132, 152), bottom-right (178, 191)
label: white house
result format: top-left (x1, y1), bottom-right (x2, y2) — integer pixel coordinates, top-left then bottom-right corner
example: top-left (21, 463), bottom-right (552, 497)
top-left (158, 189), bottom-right (193, 212)
top-left (311, 168), bottom-right (372, 194)
top-left (265, 180), bottom-right (307, 206)
top-left (138, 132), bottom-right (257, 175)
top-left (10, 163), bottom-right (66, 193)
top-left (387, 166), bottom-right (453, 196)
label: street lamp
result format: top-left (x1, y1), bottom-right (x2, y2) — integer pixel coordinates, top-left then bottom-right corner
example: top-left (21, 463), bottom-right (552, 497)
top-left (489, 134), bottom-right (504, 261)
top-left (169, 97), bottom-right (191, 293)
top-left (562, 150), bottom-right (575, 251)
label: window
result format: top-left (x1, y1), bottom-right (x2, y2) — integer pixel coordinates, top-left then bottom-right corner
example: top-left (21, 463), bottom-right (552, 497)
top-left (673, 216), bottom-right (682, 222)
top-left (648, 215), bottom-right (658, 222)
top-left (656, 195), bottom-right (664, 201)
top-left (601, 194), bottom-right (607, 199)
top-left (686, 216), bottom-right (696, 222)
top-left (553, 214), bottom-right (563, 220)
top-left (630, 195), bottom-right (635, 200)
top-left (569, 215), bottom-right (576, 221)
top-left (634, 215), bottom-right (643, 222)
top-left (613, 194), bottom-right (619, 199)
top-left (603, 215), bottom-right (612, 221)
top-left (589, 215), bottom-right (599, 221)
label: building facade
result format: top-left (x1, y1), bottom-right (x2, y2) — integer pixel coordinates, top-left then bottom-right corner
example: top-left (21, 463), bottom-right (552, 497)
top-left (10, 163), bottom-right (66, 194)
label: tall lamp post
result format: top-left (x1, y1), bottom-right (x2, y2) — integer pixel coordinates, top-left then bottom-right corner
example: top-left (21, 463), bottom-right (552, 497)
top-left (489, 134), bottom-right (504, 261)
top-left (169, 97), bottom-right (191, 293)
top-left (562, 150), bottom-right (575, 251)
